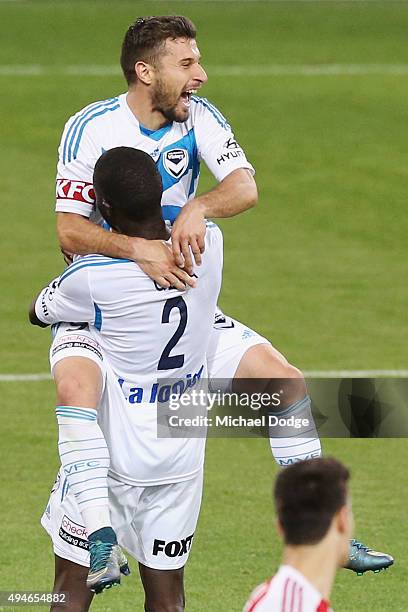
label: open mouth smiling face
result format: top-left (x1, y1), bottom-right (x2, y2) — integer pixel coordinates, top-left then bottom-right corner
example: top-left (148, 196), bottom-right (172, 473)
top-left (179, 88), bottom-right (198, 109)
top-left (152, 38), bottom-right (207, 122)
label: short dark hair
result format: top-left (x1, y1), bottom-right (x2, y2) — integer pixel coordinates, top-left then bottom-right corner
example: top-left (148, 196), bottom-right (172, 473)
top-left (121, 15), bottom-right (197, 85)
top-left (274, 457), bottom-right (350, 546)
top-left (93, 147), bottom-right (163, 223)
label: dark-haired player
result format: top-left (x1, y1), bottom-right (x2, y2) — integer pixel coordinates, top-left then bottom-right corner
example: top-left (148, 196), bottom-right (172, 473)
top-left (51, 15), bottom-right (391, 574)
top-left (244, 458), bottom-right (354, 611)
top-left (30, 147), bottom-right (223, 610)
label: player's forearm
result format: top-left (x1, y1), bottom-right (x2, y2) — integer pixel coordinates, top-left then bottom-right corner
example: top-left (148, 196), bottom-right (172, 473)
top-left (195, 169), bottom-right (258, 218)
top-left (57, 212), bottom-right (141, 260)
top-left (28, 296), bottom-right (49, 327)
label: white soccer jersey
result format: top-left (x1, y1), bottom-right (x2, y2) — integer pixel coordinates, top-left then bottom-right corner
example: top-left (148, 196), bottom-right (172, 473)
top-left (35, 225), bottom-right (223, 485)
top-left (55, 93), bottom-right (254, 225)
top-left (244, 565), bottom-right (332, 612)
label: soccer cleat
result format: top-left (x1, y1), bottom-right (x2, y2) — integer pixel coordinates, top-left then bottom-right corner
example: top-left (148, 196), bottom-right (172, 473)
top-left (345, 539), bottom-right (394, 575)
top-left (86, 527), bottom-right (130, 594)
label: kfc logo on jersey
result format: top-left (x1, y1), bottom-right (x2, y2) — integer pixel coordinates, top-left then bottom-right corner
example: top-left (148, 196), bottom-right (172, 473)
top-left (56, 179), bottom-right (95, 205)
top-left (163, 149), bottom-right (189, 178)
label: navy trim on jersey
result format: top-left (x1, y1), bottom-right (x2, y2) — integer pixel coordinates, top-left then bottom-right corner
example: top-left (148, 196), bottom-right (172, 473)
top-left (191, 96), bottom-right (230, 129)
top-left (93, 303), bottom-right (102, 331)
top-left (140, 123), bottom-right (172, 141)
top-left (188, 141), bottom-right (200, 198)
top-left (62, 97), bottom-right (119, 164)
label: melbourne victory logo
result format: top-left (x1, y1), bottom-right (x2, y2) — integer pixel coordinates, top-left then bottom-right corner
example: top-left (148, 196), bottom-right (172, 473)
top-left (163, 148), bottom-right (189, 178)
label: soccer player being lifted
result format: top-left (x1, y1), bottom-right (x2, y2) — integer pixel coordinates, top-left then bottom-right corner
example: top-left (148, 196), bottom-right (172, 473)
top-left (52, 15), bottom-right (391, 574)
top-left (30, 147), bottom-right (223, 609)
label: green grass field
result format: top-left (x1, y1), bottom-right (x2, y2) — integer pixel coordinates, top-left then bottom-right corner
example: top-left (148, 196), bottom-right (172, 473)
top-left (1, 1), bottom-right (407, 610)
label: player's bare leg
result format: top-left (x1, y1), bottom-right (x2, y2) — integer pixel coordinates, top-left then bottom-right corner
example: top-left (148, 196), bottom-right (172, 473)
top-left (51, 555), bottom-right (93, 612)
top-left (233, 343), bottom-right (394, 574)
top-left (232, 342), bottom-right (307, 405)
top-left (139, 564), bottom-right (185, 612)
top-left (53, 357), bottom-right (103, 409)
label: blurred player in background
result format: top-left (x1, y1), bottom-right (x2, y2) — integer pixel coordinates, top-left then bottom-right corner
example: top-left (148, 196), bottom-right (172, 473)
top-left (244, 458), bottom-right (353, 612)
top-left (30, 147), bottom-right (223, 609)
top-left (51, 15), bottom-right (391, 574)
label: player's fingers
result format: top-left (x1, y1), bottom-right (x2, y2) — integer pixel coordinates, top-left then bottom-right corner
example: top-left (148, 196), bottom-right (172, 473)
top-left (180, 239), bottom-right (194, 274)
top-left (197, 232), bottom-right (206, 254)
top-left (164, 273), bottom-right (187, 291)
top-left (171, 266), bottom-right (197, 288)
top-left (171, 235), bottom-right (184, 267)
top-left (155, 276), bottom-right (171, 289)
top-left (190, 237), bottom-right (202, 266)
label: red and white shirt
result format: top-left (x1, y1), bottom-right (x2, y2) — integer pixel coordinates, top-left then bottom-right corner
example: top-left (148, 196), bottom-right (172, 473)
top-left (244, 565), bottom-right (332, 612)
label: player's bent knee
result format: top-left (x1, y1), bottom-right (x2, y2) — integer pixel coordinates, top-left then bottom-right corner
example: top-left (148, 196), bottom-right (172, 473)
top-left (264, 362), bottom-right (307, 407)
top-left (53, 358), bottom-right (103, 408)
top-left (283, 363), bottom-right (304, 380)
top-left (234, 343), bottom-right (290, 379)
top-left (234, 344), bottom-right (307, 407)
top-left (55, 376), bottom-right (84, 406)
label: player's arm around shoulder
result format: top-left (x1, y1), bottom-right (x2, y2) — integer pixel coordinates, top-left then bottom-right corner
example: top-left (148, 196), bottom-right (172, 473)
top-left (56, 104), bottom-right (113, 259)
top-left (55, 108), bottom-right (194, 290)
top-left (56, 107), bottom-right (132, 259)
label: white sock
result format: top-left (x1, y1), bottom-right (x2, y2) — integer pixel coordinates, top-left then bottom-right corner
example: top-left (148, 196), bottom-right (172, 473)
top-left (56, 405), bottom-right (111, 536)
top-left (269, 395), bottom-right (322, 466)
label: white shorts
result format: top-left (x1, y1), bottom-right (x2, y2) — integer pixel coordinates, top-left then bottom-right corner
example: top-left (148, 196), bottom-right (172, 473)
top-left (206, 310), bottom-right (270, 386)
top-left (41, 467), bottom-right (203, 570)
top-left (50, 313), bottom-right (271, 386)
top-left (49, 322), bottom-right (106, 373)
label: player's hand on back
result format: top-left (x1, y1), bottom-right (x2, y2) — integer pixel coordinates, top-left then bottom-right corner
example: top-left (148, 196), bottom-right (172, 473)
top-left (171, 200), bottom-right (206, 274)
top-left (131, 238), bottom-right (197, 291)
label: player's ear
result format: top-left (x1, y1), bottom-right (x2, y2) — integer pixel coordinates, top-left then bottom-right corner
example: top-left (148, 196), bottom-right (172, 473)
top-left (335, 504), bottom-right (349, 535)
top-left (135, 61), bottom-right (154, 85)
top-left (97, 198), bottom-right (113, 224)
